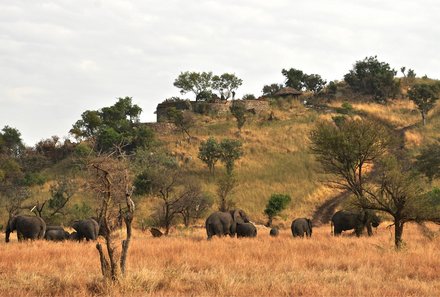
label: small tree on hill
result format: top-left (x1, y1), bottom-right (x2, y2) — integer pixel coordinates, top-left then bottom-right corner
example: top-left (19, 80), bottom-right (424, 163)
top-left (198, 137), bottom-right (222, 175)
top-left (344, 56), bottom-right (399, 101)
top-left (167, 107), bottom-right (195, 139)
top-left (230, 100), bottom-right (247, 131)
top-left (219, 139), bottom-right (244, 176)
top-left (212, 73), bottom-right (243, 100)
top-left (262, 84), bottom-right (283, 97)
top-left (303, 74), bottom-right (327, 94)
top-left (216, 173), bottom-right (237, 212)
top-left (282, 68), bottom-right (304, 90)
top-left (264, 194), bottom-right (291, 227)
top-left (173, 71), bottom-right (213, 101)
top-left (415, 139), bottom-right (440, 182)
top-left (408, 83), bottom-right (439, 126)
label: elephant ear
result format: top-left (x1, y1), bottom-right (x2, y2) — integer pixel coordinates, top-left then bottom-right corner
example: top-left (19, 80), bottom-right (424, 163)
top-left (233, 209), bottom-right (245, 224)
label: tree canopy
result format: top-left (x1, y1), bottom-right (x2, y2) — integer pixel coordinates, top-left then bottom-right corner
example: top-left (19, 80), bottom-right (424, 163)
top-left (70, 97), bottom-right (154, 153)
top-left (408, 83), bottom-right (439, 125)
top-left (344, 56), bottom-right (399, 101)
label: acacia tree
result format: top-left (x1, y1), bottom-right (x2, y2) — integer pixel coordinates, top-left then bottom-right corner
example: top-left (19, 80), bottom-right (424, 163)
top-left (166, 107), bottom-right (195, 139)
top-left (264, 194), bottom-right (291, 227)
top-left (87, 154), bottom-right (135, 281)
top-left (212, 73), bottom-right (243, 100)
top-left (303, 74), bottom-right (327, 94)
top-left (282, 68), bottom-right (304, 90)
top-left (262, 83), bottom-right (284, 97)
top-left (216, 173), bottom-right (237, 212)
top-left (173, 71), bottom-right (213, 101)
top-left (415, 139), bottom-right (440, 182)
top-left (408, 83), bottom-right (439, 126)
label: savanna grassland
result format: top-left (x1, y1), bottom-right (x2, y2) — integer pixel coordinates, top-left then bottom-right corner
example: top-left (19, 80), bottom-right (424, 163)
top-left (2, 98), bottom-right (440, 297)
top-left (1, 223), bottom-right (440, 297)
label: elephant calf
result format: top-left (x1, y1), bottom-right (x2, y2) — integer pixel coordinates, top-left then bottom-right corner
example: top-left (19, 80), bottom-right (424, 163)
top-left (291, 218), bottom-right (312, 238)
top-left (270, 228), bottom-right (279, 237)
top-left (236, 222), bottom-right (257, 238)
top-left (45, 229), bottom-right (70, 241)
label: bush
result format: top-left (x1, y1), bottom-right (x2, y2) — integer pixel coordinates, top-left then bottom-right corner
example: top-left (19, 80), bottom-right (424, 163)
top-left (264, 194), bottom-right (291, 227)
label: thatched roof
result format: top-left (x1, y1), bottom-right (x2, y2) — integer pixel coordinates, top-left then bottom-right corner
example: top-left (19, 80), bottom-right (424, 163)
top-left (274, 87), bottom-right (302, 96)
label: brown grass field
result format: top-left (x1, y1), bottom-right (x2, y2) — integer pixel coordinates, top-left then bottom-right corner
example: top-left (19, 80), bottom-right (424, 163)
top-left (1, 223), bottom-right (440, 297)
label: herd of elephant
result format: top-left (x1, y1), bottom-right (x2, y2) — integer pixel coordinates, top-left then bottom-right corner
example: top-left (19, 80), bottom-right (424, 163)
top-left (4, 216), bottom-right (101, 242)
top-left (4, 208), bottom-right (381, 243)
top-left (205, 209), bottom-right (381, 239)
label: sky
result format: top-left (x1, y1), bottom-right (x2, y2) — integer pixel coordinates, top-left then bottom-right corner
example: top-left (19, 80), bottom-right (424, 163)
top-left (1, 0), bottom-right (439, 146)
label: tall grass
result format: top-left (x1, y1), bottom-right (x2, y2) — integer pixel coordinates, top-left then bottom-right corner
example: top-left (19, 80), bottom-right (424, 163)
top-left (1, 223), bottom-right (440, 296)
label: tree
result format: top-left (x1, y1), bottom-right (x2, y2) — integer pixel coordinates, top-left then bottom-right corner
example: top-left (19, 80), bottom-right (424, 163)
top-left (303, 74), bottom-right (327, 94)
top-left (282, 68), bottom-right (304, 90)
top-left (175, 182), bottom-right (213, 227)
top-left (212, 73), bottom-right (243, 100)
top-left (242, 94), bottom-right (256, 100)
top-left (358, 156), bottom-right (434, 249)
top-left (262, 83), bottom-right (283, 97)
top-left (229, 100), bottom-right (247, 131)
top-left (198, 137), bottom-right (222, 175)
top-left (264, 193), bottom-right (291, 227)
top-left (326, 81), bottom-right (338, 97)
top-left (216, 173), bottom-right (237, 212)
top-left (310, 118), bottom-right (391, 198)
top-left (408, 83), bottom-right (439, 125)
top-left (87, 153), bottom-right (135, 281)
top-left (70, 97), bottom-right (154, 153)
top-left (166, 107), bottom-right (195, 139)
top-left (219, 139), bottom-right (244, 176)
top-left (415, 139), bottom-right (440, 182)
top-left (0, 126), bottom-right (25, 157)
top-left (173, 71), bottom-right (213, 101)
top-left (344, 56), bottom-right (399, 101)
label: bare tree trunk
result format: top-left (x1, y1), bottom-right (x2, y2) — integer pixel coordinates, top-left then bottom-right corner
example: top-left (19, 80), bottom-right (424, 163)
top-left (395, 219), bottom-right (404, 249)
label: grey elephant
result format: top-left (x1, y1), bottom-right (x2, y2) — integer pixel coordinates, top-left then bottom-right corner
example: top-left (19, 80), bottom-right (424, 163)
top-left (44, 229), bottom-right (70, 241)
top-left (71, 218), bottom-right (99, 241)
top-left (291, 218), bottom-right (313, 237)
top-left (331, 210), bottom-right (380, 237)
top-left (5, 215), bottom-right (46, 242)
top-left (69, 231), bottom-right (80, 241)
top-left (236, 222), bottom-right (257, 238)
top-left (205, 209), bottom-right (250, 239)
top-left (270, 228), bottom-right (279, 237)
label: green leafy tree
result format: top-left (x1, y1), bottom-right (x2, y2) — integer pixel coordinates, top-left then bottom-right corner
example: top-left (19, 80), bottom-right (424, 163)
top-left (166, 107), bottom-right (195, 139)
top-left (264, 194), bottom-right (291, 227)
top-left (212, 73), bottom-right (243, 100)
top-left (262, 83), bottom-right (283, 97)
top-left (70, 97), bottom-right (154, 153)
top-left (0, 126), bottom-right (25, 157)
top-left (242, 94), bottom-right (256, 100)
top-left (358, 156), bottom-right (435, 249)
top-left (326, 81), bottom-right (338, 97)
top-left (173, 71), bottom-right (213, 101)
top-left (219, 139), bottom-right (244, 176)
top-left (198, 137), bottom-right (222, 175)
top-left (229, 100), bottom-right (247, 131)
top-left (408, 83), bottom-right (439, 125)
top-left (216, 173), bottom-right (237, 212)
top-left (303, 74), bottom-right (327, 94)
top-left (344, 56), bottom-right (399, 101)
top-left (415, 139), bottom-right (440, 182)
top-left (281, 68), bottom-right (304, 90)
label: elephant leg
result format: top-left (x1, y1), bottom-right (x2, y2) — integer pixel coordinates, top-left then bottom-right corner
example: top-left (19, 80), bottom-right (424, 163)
top-left (334, 228), bottom-right (342, 236)
top-left (366, 224), bottom-right (373, 236)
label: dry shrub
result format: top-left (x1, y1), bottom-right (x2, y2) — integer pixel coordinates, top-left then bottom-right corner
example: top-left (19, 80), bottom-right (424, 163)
top-left (404, 130), bottom-right (423, 147)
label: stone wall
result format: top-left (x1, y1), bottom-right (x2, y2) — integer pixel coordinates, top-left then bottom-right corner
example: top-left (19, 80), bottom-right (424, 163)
top-left (156, 99), bottom-right (270, 122)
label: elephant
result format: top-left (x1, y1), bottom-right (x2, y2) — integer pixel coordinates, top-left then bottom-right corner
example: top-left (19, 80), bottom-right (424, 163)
top-left (44, 229), bottom-right (70, 241)
top-left (69, 231), bottom-right (80, 241)
top-left (205, 209), bottom-right (250, 239)
top-left (236, 222), bottom-right (257, 238)
top-left (331, 210), bottom-right (380, 237)
top-left (71, 218), bottom-right (99, 241)
top-left (269, 228), bottom-right (279, 237)
top-left (5, 215), bottom-right (46, 242)
top-left (291, 218), bottom-right (313, 237)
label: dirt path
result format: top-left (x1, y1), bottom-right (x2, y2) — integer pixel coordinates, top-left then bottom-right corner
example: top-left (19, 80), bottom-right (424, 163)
top-left (310, 109), bottom-right (415, 226)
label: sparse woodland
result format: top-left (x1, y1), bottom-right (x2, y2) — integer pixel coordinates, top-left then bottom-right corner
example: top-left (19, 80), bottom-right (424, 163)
top-left (1, 56), bottom-right (440, 296)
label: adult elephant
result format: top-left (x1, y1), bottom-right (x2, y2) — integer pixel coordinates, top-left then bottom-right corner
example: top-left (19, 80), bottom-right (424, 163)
top-left (5, 215), bottom-right (46, 242)
top-left (291, 218), bottom-right (312, 237)
top-left (331, 210), bottom-right (380, 237)
top-left (45, 229), bottom-right (70, 241)
top-left (71, 218), bottom-right (99, 241)
top-left (205, 209), bottom-right (250, 239)
top-left (236, 222), bottom-right (257, 238)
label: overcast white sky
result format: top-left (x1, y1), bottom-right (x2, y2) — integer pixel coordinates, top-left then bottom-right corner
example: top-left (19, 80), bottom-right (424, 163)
top-left (1, 0), bottom-right (439, 145)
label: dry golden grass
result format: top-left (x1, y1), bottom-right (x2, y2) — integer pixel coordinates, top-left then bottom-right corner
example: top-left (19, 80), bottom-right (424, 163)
top-left (1, 223), bottom-right (440, 297)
